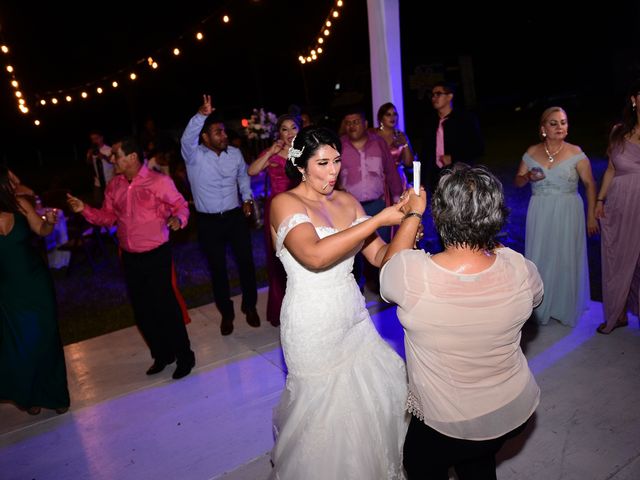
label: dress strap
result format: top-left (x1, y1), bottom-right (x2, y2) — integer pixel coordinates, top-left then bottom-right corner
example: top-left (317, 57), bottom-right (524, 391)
top-left (276, 213), bottom-right (313, 255)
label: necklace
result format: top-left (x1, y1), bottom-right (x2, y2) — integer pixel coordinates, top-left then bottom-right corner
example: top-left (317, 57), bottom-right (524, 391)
top-left (544, 141), bottom-right (564, 163)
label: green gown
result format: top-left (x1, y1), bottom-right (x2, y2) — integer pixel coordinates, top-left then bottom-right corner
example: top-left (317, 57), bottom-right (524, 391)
top-left (0, 213), bottom-right (70, 409)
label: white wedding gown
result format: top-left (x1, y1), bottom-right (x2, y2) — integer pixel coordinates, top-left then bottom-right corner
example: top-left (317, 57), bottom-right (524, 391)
top-left (270, 214), bottom-right (408, 480)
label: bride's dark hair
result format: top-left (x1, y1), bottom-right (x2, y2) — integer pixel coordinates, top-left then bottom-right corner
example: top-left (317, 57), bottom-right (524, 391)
top-left (285, 126), bottom-right (342, 181)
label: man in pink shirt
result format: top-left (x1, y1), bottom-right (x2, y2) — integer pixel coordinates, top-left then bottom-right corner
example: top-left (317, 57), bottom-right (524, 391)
top-left (339, 108), bottom-right (403, 291)
top-left (67, 137), bottom-right (195, 380)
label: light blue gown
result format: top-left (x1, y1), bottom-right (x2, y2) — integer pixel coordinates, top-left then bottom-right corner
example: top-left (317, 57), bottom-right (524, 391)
top-left (523, 152), bottom-right (590, 326)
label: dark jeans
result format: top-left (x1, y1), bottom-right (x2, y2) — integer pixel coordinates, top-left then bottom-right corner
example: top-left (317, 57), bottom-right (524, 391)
top-left (196, 209), bottom-right (257, 318)
top-left (121, 242), bottom-right (193, 364)
top-left (403, 414), bottom-right (529, 480)
top-left (353, 198), bottom-right (388, 288)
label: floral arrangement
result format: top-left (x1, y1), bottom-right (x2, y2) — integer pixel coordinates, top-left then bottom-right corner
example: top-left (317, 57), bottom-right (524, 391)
top-left (245, 108), bottom-right (278, 140)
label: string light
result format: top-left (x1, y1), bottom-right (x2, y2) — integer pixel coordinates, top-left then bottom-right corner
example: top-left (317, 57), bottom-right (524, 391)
top-left (34, 119), bottom-right (40, 126)
top-left (298, 0), bottom-right (344, 64)
top-left (4, 4), bottom-right (342, 117)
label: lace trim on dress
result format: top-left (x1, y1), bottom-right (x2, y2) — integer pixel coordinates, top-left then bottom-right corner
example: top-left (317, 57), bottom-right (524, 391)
top-left (276, 213), bottom-right (313, 256)
top-left (406, 390), bottom-right (425, 421)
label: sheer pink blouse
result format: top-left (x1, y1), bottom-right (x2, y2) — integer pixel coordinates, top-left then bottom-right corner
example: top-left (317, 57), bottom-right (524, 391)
top-left (380, 248), bottom-right (543, 440)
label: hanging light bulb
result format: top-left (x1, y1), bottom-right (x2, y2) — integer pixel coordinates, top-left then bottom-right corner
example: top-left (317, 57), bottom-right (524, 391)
top-left (318, 38), bottom-right (324, 44)
top-left (18, 98), bottom-right (25, 105)
top-left (112, 81), bottom-right (119, 88)
top-left (326, 20), bottom-right (332, 27)
top-left (96, 87), bottom-right (103, 94)
top-left (1, 45), bottom-right (8, 54)
top-left (66, 95), bottom-right (72, 102)
top-left (19, 105), bottom-right (29, 114)
top-left (15, 90), bottom-right (22, 98)
top-left (222, 15), bottom-right (230, 23)
top-left (337, 0), bottom-right (343, 6)
top-left (196, 32), bottom-right (204, 40)
top-left (11, 80), bottom-right (18, 88)
top-left (34, 119), bottom-right (41, 126)
top-left (317, 47), bottom-right (323, 53)
top-left (51, 97), bottom-right (58, 104)
top-left (81, 91), bottom-right (88, 98)
top-left (301, 58), bottom-right (306, 64)
top-left (324, 29), bottom-right (330, 36)
top-left (147, 57), bottom-right (154, 65)
top-left (130, 72), bottom-right (137, 80)
top-left (152, 61), bottom-right (158, 69)
top-left (40, 99), bottom-right (47, 105)
top-left (6, 65), bottom-right (14, 73)
top-left (173, 48), bottom-right (180, 56)
top-left (332, 10), bottom-right (339, 18)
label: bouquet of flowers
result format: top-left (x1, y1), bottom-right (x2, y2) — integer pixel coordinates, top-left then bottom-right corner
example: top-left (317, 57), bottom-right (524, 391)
top-left (245, 108), bottom-right (278, 140)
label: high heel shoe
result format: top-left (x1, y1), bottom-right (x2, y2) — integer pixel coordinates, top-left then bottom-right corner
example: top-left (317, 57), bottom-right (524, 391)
top-left (596, 319), bottom-right (628, 335)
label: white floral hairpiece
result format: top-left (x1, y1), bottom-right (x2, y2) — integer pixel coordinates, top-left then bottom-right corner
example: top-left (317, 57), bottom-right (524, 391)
top-left (287, 137), bottom-right (305, 167)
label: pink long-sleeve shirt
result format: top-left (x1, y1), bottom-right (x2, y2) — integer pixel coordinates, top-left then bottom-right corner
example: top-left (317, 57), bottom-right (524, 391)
top-left (82, 165), bottom-right (189, 253)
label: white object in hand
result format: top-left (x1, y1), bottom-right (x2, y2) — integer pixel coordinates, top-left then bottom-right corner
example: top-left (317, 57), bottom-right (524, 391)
top-left (413, 161), bottom-right (421, 194)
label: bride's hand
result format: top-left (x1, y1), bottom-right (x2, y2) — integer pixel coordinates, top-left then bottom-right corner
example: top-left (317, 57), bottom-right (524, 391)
top-left (374, 195), bottom-right (410, 227)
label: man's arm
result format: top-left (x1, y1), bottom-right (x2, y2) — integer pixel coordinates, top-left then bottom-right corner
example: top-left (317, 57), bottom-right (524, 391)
top-left (67, 185), bottom-right (118, 227)
top-left (180, 94), bottom-right (214, 164)
top-left (159, 176), bottom-right (190, 229)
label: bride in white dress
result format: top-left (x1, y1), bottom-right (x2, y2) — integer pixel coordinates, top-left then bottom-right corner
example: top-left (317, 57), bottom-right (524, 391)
top-left (268, 126), bottom-right (409, 479)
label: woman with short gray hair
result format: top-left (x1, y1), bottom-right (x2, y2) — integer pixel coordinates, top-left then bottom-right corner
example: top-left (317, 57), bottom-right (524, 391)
top-left (381, 164), bottom-right (543, 479)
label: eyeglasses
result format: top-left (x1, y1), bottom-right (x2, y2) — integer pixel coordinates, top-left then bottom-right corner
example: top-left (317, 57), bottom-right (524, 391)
top-left (431, 91), bottom-right (450, 98)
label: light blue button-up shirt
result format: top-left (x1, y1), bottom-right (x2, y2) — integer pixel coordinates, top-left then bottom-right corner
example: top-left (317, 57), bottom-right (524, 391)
top-left (180, 113), bottom-right (253, 214)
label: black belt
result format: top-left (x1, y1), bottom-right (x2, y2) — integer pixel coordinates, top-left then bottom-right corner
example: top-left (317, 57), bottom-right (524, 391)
top-left (197, 207), bottom-right (241, 218)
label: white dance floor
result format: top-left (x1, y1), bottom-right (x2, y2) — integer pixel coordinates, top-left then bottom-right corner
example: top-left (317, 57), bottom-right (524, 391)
top-left (1, 288), bottom-right (639, 480)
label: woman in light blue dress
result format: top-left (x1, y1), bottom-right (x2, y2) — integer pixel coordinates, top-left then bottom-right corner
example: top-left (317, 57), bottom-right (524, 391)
top-left (515, 107), bottom-right (599, 326)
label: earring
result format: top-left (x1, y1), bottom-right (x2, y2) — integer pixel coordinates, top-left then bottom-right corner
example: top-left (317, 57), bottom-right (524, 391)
top-left (541, 131), bottom-right (547, 138)
top-left (379, 123), bottom-right (384, 130)
top-left (633, 102), bottom-right (637, 110)
top-left (302, 172), bottom-right (307, 182)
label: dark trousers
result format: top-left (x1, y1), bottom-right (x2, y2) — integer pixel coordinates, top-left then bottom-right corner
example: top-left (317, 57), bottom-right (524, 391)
top-left (196, 209), bottom-right (257, 318)
top-left (121, 243), bottom-right (193, 364)
top-left (353, 198), bottom-right (388, 288)
top-left (403, 414), bottom-right (528, 480)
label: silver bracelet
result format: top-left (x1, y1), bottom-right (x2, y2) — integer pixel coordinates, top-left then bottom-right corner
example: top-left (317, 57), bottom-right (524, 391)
top-left (403, 211), bottom-right (422, 221)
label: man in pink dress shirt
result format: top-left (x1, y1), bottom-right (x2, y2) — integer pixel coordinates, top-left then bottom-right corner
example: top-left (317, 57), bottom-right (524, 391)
top-left (339, 107), bottom-right (403, 291)
top-left (67, 137), bottom-right (195, 380)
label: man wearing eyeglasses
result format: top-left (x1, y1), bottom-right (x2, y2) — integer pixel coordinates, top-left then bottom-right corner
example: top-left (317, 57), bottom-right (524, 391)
top-left (421, 81), bottom-right (484, 192)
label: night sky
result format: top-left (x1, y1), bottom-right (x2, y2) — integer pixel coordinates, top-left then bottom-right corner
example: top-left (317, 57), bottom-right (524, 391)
top-left (1, 0), bottom-right (639, 179)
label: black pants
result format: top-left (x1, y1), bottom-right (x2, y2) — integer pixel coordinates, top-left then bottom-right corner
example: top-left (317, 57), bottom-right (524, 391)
top-left (121, 243), bottom-right (193, 364)
top-left (403, 414), bottom-right (528, 480)
top-left (196, 209), bottom-right (257, 318)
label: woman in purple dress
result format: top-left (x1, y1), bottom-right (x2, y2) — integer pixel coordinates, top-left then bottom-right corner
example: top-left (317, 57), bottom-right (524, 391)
top-left (248, 115), bottom-right (300, 326)
top-left (595, 81), bottom-right (640, 334)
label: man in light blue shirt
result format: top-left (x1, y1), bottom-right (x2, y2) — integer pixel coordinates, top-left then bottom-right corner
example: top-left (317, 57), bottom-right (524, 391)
top-left (181, 95), bottom-right (260, 335)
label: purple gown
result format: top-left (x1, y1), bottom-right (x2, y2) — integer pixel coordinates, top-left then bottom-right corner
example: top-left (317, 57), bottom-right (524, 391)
top-left (264, 153), bottom-right (294, 326)
top-left (600, 140), bottom-right (640, 325)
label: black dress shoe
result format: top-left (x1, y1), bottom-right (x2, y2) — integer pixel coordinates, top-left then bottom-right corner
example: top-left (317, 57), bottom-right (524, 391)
top-left (172, 355), bottom-right (196, 380)
top-left (245, 309), bottom-right (261, 328)
top-left (220, 316), bottom-right (234, 336)
top-left (145, 357), bottom-right (175, 375)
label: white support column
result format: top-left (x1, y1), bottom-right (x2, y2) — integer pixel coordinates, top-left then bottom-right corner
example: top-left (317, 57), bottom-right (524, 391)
top-left (366, 0), bottom-right (404, 130)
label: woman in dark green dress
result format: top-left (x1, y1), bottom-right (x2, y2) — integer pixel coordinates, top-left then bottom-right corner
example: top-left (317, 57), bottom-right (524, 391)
top-left (0, 167), bottom-right (70, 414)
